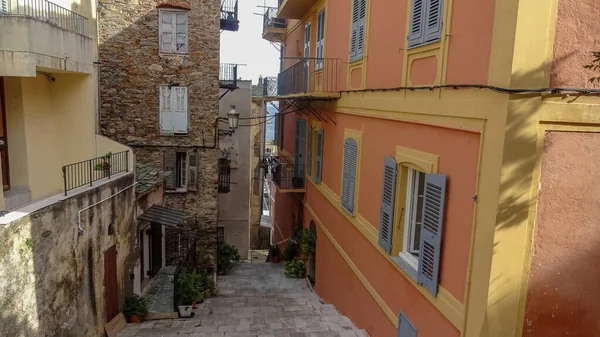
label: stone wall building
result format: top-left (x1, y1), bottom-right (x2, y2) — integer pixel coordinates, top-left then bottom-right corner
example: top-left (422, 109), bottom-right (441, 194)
top-left (98, 0), bottom-right (239, 264)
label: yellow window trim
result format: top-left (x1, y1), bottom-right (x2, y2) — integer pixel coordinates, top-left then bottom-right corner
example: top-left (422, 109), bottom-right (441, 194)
top-left (391, 146), bottom-right (440, 256)
top-left (341, 128), bottom-right (363, 216)
top-left (306, 178), bottom-right (464, 330)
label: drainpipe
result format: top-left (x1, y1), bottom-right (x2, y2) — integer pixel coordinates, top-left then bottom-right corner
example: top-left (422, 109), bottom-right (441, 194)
top-left (77, 182), bottom-right (138, 231)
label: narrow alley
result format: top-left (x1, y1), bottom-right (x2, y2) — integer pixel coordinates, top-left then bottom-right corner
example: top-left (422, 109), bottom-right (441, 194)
top-left (118, 262), bottom-right (368, 337)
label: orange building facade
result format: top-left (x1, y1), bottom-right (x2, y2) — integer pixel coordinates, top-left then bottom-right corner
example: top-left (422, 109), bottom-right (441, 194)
top-left (262, 0), bottom-right (600, 336)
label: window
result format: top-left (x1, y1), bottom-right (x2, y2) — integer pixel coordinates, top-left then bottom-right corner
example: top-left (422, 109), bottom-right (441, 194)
top-left (400, 168), bottom-right (425, 270)
top-left (159, 10), bottom-right (188, 53)
top-left (377, 152), bottom-right (446, 297)
top-left (218, 158), bottom-right (231, 193)
top-left (164, 150), bottom-right (197, 192)
top-left (349, 0), bottom-right (367, 62)
top-left (407, 0), bottom-right (443, 49)
top-left (316, 9), bottom-right (326, 70)
top-left (159, 86), bottom-right (188, 134)
top-left (398, 310), bottom-right (417, 337)
top-left (308, 127), bottom-right (324, 183)
top-left (341, 137), bottom-right (359, 215)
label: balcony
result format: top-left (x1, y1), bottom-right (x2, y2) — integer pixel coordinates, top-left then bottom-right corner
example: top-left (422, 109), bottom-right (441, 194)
top-left (62, 151), bottom-right (130, 195)
top-left (277, 58), bottom-right (341, 97)
top-left (271, 155), bottom-right (305, 192)
top-left (0, 0), bottom-right (93, 77)
top-left (262, 7), bottom-right (286, 42)
top-left (220, 0), bottom-right (239, 32)
top-left (277, 0), bottom-right (317, 19)
top-left (219, 63), bottom-right (238, 89)
top-left (263, 76), bottom-right (278, 98)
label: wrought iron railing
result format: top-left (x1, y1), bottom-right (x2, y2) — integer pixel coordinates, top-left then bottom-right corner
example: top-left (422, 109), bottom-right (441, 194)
top-left (220, 0), bottom-right (238, 31)
top-left (263, 76), bottom-right (278, 97)
top-left (1, 0), bottom-right (88, 35)
top-left (272, 155), bottom-right (305, 190)
top-left (263, 7), bottom-right (285, 30)
top-left (277, 57), bottom-right (341, 96)
top-left (62, 151), bottom-right (129, 195)
top-left (219, 63), bottom-right (238, 89)
top-left (218, 158), bottom-right (231, 193)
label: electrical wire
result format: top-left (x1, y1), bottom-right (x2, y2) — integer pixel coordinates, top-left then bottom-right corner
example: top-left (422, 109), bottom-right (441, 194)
top-left (340, 84), bottom-right (600, 95)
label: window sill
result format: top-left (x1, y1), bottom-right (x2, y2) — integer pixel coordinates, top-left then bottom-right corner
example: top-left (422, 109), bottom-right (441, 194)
top-left (159, 132), bottom-right (189, 136)
top-left (166, 188), bottom-right (188, 194)
top-left (348, 58), bottom-right (364, 67)
top-left (391, 253), bottom-right (418, 282)
top-left (406, 40), bottom-right (441, 54)
top-left (159, 52), bottom-right (190, 57)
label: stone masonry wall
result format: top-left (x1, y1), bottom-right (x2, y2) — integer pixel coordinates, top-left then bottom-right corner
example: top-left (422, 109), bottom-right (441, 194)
top-left (0, 174), bottom-right (136, 337)
top-left (98, 0), bottom-right (220, 264)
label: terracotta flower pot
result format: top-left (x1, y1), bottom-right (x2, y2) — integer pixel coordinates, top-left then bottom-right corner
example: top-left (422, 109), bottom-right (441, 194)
top-left (128, 314), bottom-right (143, 323)
top-left (271, 256), bottom-right (280, 263)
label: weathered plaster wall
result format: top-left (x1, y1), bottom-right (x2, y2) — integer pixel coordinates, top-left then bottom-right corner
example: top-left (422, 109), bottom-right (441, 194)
top-left (218, 81), bottom-right (251, 259)
top-left (523, 131), bottom-right (600, 337)
top-left (249, 97), bottom-right (265, 249)
top-left (0, 173), bottom-right (136, 337)
top-left (98, 0), bottom-right (220, 265)
top-left (549, 0), bottom-right (600, 88)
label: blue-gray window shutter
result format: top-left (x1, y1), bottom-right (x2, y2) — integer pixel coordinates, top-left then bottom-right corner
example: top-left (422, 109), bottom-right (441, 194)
top-left (315, 130), bottom-right (324, 183)
top-left (407, 0), bottom-right (425, 48)
top-left (341, 138), bottom-right (358, 215)
top-left (424, 0), bottom-right (443, 43)
top-left (349, 0), bottom-right (360, 62)
top-left (307, 126), bottom-right (313, 177)
top-left (378, 156), bottom-right (397, 254)
top-left (417, 173), bottom-right (447, 297)
top-left (356, 0), bottom-right (367, 60)
top-left (397, 310), bottom-right (417, 337)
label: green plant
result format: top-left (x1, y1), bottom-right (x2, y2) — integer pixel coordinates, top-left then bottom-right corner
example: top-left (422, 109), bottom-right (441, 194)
top-left (300, 228), bottom-right (316, 258)
top-left (269, 244), bottom-right (281, 258)
top-left (282, 242), bottom-right (297, 262)
top-left (217, 242), bottom-right (240, 274)
top-left (95, 152), bottom-right (112, 171)
top-left (176, 270), bottom-right (205, 306)
top-left (24, 238), bottom-right (33, 251)
top-left (123, 295), bottom-right (149, 317)
top-left (284, 257), bottom-right (306, 278)
top-left (584, 51), bottom-right (600, 83)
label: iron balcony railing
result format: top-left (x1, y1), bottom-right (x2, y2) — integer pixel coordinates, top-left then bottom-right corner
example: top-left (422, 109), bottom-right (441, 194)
top-left (263, 76), bottom-right (278, 97)
top-left (272, 155), bottom-right (305, 190)
top-left (62, 151), bottom-right (129, 195)
top-left (277, 57), bottom-right (341, 96)
top-left (219, 63), bottom-right (238, 89)
top-left (220, 0), bottom-right (239, 31)
top-left (263, 7), bottom-right (285, 30)
top-left (1, 0), bottom-right (88, 36)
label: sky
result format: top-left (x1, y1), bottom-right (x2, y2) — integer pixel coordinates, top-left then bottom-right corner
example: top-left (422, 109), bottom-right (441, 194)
top-left (220, 0), bottom-right (281, 85)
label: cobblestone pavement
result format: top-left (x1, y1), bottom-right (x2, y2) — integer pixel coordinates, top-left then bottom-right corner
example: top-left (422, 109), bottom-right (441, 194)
top-left (119, 261), bottom-right (368, 337)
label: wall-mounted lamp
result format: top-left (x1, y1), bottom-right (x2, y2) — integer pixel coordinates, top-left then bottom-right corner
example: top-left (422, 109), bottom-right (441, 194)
top-left (214, 105), bottom-right (240, 142)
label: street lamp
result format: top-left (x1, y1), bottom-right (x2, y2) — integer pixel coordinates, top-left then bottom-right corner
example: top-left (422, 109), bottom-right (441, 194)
top-left (227, 105), bottom-right (240, 131)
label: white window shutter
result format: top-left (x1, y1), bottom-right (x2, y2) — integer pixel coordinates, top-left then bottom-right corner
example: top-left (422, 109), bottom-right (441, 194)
top-left (307, 126), bottom-right (313, 177)
top-left (356, 0), bottom-right (367, 60)
top-left (417, 173), bottom-right (447, 297)
top-left (378, 156), bottom-right (397, 254)
top-left (315, 130), bottom-right (324, 183)
top-left (408, 0), bottom-right (425, 48)
top-left (172, 87), bottom-right (188, 133)
top-left (175, 12), bottom-right (188, 53)
top-left (160, 11), bottom-right (174, 53)
top-left (424, 0), bottom-right (443, 43)
top-left (187, 150), bottom-right (197, 191)
top-left (397, 311), bottom-right (417, 337)
top-left (341, 138), bottom-right (358, 215)
top-left (349, 0), bottom-right (360, 62)
top-left (160, 86), bottom-right (173, 132)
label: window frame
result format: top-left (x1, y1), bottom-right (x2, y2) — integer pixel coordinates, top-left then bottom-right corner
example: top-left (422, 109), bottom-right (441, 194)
top-left (175, 152), bottom-right (188, 190)
top-left (159, 9), bottom-right (189, 54)
top-left (407, 0), bottom-right (444, 49)
top-left (159, 85), bottom-right (188, 135)
top-left (399, 167), bottom-right (425, 272)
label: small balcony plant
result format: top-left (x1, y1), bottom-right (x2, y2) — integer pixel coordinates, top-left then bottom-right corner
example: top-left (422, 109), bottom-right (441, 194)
top-left (269, 244), bottom-right (282, 263)
top-left (176, 270), bottom-right (205, 318)
top-left (123, 295), bottom-right (149, 323)
top-left (94, 152), bottom-right (112, 173)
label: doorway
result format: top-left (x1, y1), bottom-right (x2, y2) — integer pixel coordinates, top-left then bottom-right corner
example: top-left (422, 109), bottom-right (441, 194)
top-left (150, 223), bottom-right (163, 276)
top-left (103, 245), bottom-right (119, 322)
top-left (0, 77), bottom-right (9, 191)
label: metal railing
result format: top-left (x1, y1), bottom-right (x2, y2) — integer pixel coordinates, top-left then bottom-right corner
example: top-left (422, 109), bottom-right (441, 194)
top-left (263, 76), bottom-right (278, 97)
top-left (1, 0), bottom-right (88, 36)
top-left (272, 155), bottom-right (305, 190)
top-left (220, 0), bottom-right (238, 22)
top-left (277, 57), bottom-right (341, 96)
top-left (263, 7), bottom-right (285, 30)
top-left (62, 151), bottom-right (129, 195)
top-left (219, 63), bottom-right (238, 89)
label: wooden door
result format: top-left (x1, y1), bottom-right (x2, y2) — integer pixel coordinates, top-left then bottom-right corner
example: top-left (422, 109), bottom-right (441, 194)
top-left (104, 245), bottom-right (119, 322)
top-left (151, 223), bottom-right (162, 276)
top-left (0, 78), bottom-right (9, 191)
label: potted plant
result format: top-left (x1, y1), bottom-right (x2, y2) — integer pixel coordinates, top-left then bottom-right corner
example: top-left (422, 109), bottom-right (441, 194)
top-left (123, 295), bottom-right (149, 323)
top-left (269, 244), bottom-right (281, 263)
top-left (95, 152), bottom-right (112, 175)
top-left (284, 257), bottom-right (306, 278)
top-left (176, 271), bottom-right (204, 318)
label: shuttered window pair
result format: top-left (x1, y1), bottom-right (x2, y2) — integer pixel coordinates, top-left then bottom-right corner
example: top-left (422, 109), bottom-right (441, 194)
top-left (315, 9), bottom-right (326, 70)
top-left (159, 86), bottom-right (188, 134)
top-left (307, 127), bottom-right (324, 183)
top-left (164, 151), bottom-right (197, 191)
top-left (378, 155), bottom-right (447, 297)
top-left (341, 138), bottom-right (359, 215)
top-left (349, 0), bottom-right (367, 62)
top-left (407, 0), bottom-right (444, 49)
top-left (159, 10), bottom-right (188, 54)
